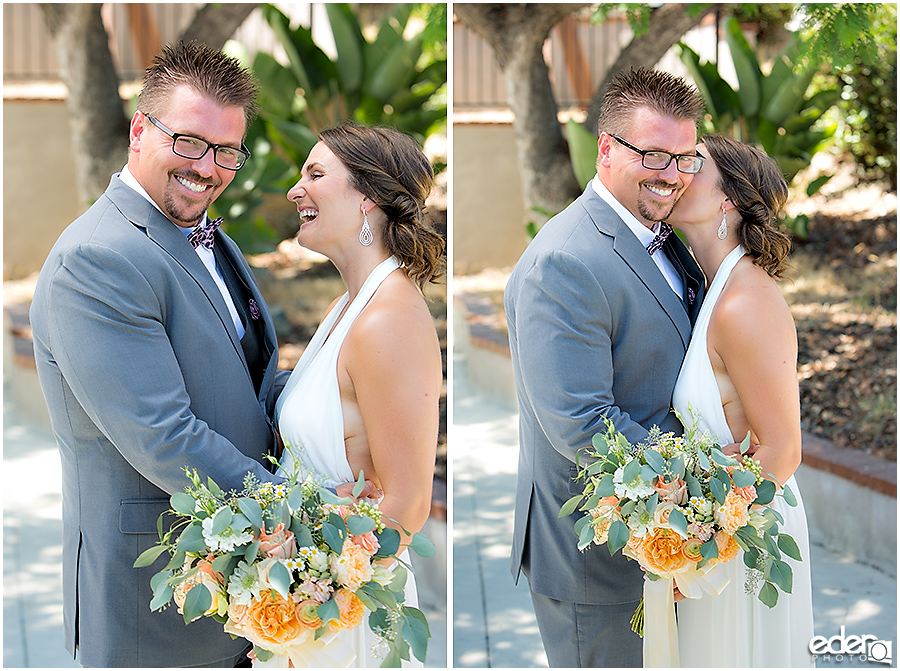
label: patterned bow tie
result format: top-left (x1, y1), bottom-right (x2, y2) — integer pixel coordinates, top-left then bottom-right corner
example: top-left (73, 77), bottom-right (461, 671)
top-left (187, 217), bottom-right (224, 250)
top-left (646, 222), bottom-right (673, 255)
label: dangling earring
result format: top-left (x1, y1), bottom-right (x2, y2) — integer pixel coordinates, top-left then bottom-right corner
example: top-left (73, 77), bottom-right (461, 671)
top-left (717, 205), bottom-right (728, 240)
top-left (359, 208), bottom-right (373, 246)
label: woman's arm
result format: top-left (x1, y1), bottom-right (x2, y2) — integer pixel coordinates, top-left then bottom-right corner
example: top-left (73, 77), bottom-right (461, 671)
top-left (711, 270), bottom-right (802, 487)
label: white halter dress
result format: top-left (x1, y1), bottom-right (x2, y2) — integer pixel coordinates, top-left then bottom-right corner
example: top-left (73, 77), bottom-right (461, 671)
top-left (274, 256), bottom-right (421, 668)
top-left (672, 246), bottom-right (814, 667)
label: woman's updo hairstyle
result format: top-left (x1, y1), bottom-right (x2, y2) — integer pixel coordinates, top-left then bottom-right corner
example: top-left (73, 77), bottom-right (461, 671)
top-left (704, 134), bottom-right (792, 279)
top-left (319, 124), bottom-right (445, 291)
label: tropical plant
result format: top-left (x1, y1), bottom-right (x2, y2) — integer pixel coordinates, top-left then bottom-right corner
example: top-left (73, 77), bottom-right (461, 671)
top-left (213, 3), bottom-right (447, 252)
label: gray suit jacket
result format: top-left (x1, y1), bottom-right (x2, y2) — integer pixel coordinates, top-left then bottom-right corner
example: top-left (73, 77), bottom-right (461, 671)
top-left (505, 184), bottom-right (705, 605)
top-left (30, 174), bottom-right (289, 667)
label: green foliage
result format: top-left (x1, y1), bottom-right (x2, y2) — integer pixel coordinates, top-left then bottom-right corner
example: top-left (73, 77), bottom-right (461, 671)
top-left (796, 3), bottom-right (889, 71)
top-left (212, 3), bottom-right (447, 251)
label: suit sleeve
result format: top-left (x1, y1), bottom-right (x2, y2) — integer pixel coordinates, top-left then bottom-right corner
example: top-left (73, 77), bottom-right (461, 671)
top-left (44, 241), bottom-right (282, 494)
top-left (510, 248), bottom-right (650, 462)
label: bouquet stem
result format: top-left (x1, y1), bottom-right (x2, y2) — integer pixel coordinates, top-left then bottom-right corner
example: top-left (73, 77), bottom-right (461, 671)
top-left (630, 597), bottom-right (644, 637)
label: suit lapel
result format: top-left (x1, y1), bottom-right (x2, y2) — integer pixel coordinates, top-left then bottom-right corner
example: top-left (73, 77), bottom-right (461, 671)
top-left (583, 189), bottom-right (693, 350)
top-left (105, 176), bottom-right (247, 365)
top-left (664, 234), bottom-right (706, 325)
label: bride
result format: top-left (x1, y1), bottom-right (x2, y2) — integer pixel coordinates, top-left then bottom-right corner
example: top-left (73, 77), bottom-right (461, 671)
top-left (667, 134), bottom-right (814, 667)
top-left (273, 124), bottom-right (445, 667)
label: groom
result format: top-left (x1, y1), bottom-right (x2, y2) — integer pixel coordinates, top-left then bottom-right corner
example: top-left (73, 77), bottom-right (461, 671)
top-left (505, 67), bottom-right (707, 667)
top-left (30, 42), bottom-right (288, 667)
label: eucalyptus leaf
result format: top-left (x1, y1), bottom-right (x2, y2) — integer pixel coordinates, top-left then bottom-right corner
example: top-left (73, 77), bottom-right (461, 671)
top-left (732, 470), bottom-right (757, 488)
top-left (777, 534), bottom-right (802, 561)
top-left (253, 646), bottom-right (274, 663)
top-left (596, 474), bottom-right (616, 497)
top-left (740, 431), bottom-right (752, 454)
top-left (578, 519), bottom-right (596, 550)
top-left (559, 494), bottom-right (583, 518)
top-left (170, 492), bottom-right (196, 516)
top-left (755, 480), bottom-right (777, 505)
top-left (347, 514), bottom-right (377, 536)
top-left (401, 610), bottom-right (430, 662)
top-left (237, 497), bottom-right (263, 530)
top-left (767, 559), bottom-right (793, 593)
top-left (643, 449), bottom-right (667, 475)
top-left (592, 433), bottom-right (610, 456)
top-left (175, 524), bottom-right (207, 554)
top-left (317, 597), bottom-right (341, 625)
top-left (622, 457), bottom-right (641, 484)
top-left (134, 544), bottom-right (168, 568)
top-left (374, 527), bottom-right (401, 559)
top-left (782, 483), bottom-right (798, 507)
top-left (323, 522), bottom-right (346, 554)
top-left (409, 532), bottom-right (436, 558)
top-left (743, 545), bottom-right (760, 568)
top-left (758, 581), bottom-right (779, 608)
top-left (709, 476), bottom-right (726, 505)
top-left (182, 583), bottom-right (212, 624)
top-left (700, 537), bottom-right (719, 561)
top-left (287, 485), bottom-right (305, 512)
top-left (352, 470), bottom-right (366, 499)
top-left (668, 508), bottom-right (689, 538)
top-left (149, 582), bottom-right (174, 611)
top-left (607, 520), bottom-right (629, 555)
top-left (268, 560), bottom-right (292, 599)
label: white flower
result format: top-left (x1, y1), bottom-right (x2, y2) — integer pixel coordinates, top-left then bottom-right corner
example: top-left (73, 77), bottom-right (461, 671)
top-left (626, 501), bottom-right (654, 538)
top-left (201, 513), bottom-right (253, 553)
top-left (370, 563), bottom-right (395, 587)
top-left (613, 462), bottom-right (656, 500)
top-left (689, 496), bottom-right (714, 520)
top-left (298, 545), bottom-right (329, 573)
top-left (226, 560), bottom-right (261, 606)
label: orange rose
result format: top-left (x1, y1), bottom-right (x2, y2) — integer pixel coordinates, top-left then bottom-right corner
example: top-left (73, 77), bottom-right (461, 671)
top-left (733, 484), bottom-right (757, 503)
top-left (715, 531), bottom-right (740, 564)
top-left (258, 523), bottom-right (297, 560)
top-left (330, 540), bottom-right (374, 590)
top-left (636, 527), bottom-right (689, 576)
top-left (243, 590), bottom-right (312, 647)
top-left (351, 531), bottom-right (380, 556)
top-left (653, 476), bottom-right (688, 505)
top-left (296, 599), bottom-right (323, 630)
top-left (715, 490), bottom-right (751, 535)
top-left (329, 588), bottom-right (365, 631)
top-left (173, 558), bottom-right (225, 620)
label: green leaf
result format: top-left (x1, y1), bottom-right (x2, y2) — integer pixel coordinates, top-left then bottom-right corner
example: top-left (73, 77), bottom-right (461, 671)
top-left (149, 581), bottom-right (174, 611)
top-left (700, 537), bottom-right (719, 561)
top-left (592, 433), bottom-right (610, 456)
top-left (268, 560), bottom-right (292, 599)
top-left (210, 506), bottom-right (233, 536)
top-left (743, 545), bottom-right (760, 569)
top-left (767, 559), bottom-right (793, 593)
top-left (170, 492), bottom-right (196, 516)
top-left (253, 646), bottom-right (274, 663)
top-left (577, 517), bottom-right (596, 551)
top-left (596, 474), bottom-right (616, 497)
top-left (401, 609), bottom-right (430, 662)
top-left (206, 477), bottom-right (224, 499)
top-left (134, 544), bottom-right (168, 568)
top-left (352, 470), bottom-right (366, 499)
top-left (711, 449), bottom-right (739, 468)
top-left (287, 485), bottom-right (305, 513)
top-left (176, 524), bottom-right (208, 554)
top-left (607, 520), bottom-right (629, 555)
top-left (244, 540), bottom-right (260, 562)
top-left (668, 508), bottom-right (689, 538)
top-left (732, 470), bottom-right (757, 488)
top-left (685, 471), bottom-right (703, 498)
top-left (325, 3), bottom-right (364, 93)
top-left (709, 476), bottom-right (727, 505)
top-left (323, 522), bottom-right (346, 554)
top-left (564, 119), bottom-right (600, 188)
top-left (374, 527), bottom-right (401, 559)
top-left (292, 522), bottom-right (314, 548)
top-left (409, 532), bottom-right (436, 558)
top-left (644, 450), bottom-right (666, 475)
top-left (559, 494), bottom-right (583, 518)
top-left (317, 597), bottom-right (341, 625)
top-left (755, 480), bottom-right (777, 505)
top-left (740, 431), bottom-right (752, 455)
top-left (781, 483), bottom-right (798, 507)
top-left (183, 583), bottom-right (212, 623)
top-left (622, 457), bottom-right (641, 484)
top-left (758, 581), bottom-right (779, 608)
top-left (347, 514), bottom-right (377, 536)
top-left (382, 647), bottom-right (402, 667)
top-left (777, 534), bottom-right (802, 562)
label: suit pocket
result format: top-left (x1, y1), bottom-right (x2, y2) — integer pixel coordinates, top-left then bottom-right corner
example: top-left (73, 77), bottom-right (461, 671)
top-left (119, 498), bottom-right (173, 535)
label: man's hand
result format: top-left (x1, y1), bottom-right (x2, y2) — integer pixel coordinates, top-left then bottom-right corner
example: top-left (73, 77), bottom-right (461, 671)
top-left (335, 479), bottom-right (382, 501)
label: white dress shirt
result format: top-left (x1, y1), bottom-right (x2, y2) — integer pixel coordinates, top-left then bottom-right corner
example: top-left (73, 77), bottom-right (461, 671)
top-left (591, 175), bottom-right (684, 297)
top-left (119, 166), bottom-right (245, 339)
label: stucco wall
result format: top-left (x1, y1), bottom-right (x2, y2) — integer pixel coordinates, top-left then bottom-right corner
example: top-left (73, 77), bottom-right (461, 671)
top-left (4, 100), bottom-right (82, 280)
top-left (452, 121), bottom-right (529, 275)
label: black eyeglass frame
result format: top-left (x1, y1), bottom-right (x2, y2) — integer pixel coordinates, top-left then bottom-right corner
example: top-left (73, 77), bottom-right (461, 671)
top-left (610, 134), bottom-right (705, 175)
top-left (144, 113), bottom-right (250, 171)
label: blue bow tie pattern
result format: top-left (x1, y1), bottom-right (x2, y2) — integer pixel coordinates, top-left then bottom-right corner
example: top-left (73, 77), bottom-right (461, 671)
top-left (187, 217), bottom-right (224, 250)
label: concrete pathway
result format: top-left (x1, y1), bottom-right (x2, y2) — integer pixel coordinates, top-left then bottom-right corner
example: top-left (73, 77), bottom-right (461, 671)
top-left (452, 353), bottom-right (897, 668)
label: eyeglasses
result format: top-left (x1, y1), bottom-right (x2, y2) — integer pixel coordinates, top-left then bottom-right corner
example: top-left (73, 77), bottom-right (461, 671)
top-left (144, 113), bottom-right (250, 171)
top-left (610, 134), bottom-right (705, 174)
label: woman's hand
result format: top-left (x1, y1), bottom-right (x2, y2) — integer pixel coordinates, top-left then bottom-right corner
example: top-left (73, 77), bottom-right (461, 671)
top-left (335, 479), bottom-right (382, 501)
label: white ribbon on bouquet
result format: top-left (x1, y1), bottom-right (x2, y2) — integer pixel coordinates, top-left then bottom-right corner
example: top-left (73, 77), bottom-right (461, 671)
top-left (642, 562), bottom-right (731, 667)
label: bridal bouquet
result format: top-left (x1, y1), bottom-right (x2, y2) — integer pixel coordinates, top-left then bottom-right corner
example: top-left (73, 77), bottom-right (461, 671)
top-left (559, 409), bottom-right (801, 645)
top-left (135, 461), bottom-right (434, 668)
